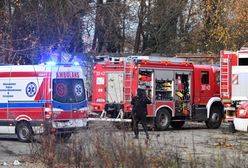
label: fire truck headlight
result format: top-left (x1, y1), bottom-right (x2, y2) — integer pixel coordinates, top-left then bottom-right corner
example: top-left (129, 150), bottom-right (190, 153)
top-left (96, 98), bottom-right (105, 103)
top-left (46, 61), bottom-right (56, 66)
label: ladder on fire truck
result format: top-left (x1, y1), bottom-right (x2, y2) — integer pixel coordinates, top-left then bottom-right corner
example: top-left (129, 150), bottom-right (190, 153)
top-left (123, 57), bottom-right (135, 104)
top-left (220, 55), bottom-right (231, 100)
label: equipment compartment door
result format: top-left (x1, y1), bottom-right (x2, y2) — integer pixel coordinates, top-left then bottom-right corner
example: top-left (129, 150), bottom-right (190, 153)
top-left (107, 73), bottom-right (123, 103)
top-left (154, 70), bottom-right (174, 101)
top-left (175, 72), bottom-right (191, 117)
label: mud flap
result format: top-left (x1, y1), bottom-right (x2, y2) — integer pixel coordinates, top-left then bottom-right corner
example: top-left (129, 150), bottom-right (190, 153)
top-left (192, 106), bottom-right (207, 121)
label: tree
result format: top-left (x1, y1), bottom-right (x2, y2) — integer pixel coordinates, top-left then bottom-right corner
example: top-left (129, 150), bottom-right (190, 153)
top-left (1, 0), bottom-right (247, 60)
top-left (226, 0), bottom-right (248, 50)
top-left (0, 1), bottom-right (8, 63)
top-left (133, 0), bottom-right (146, 54)
top-left (150, 0), bottom-right (187, 54)
top-left (200, 0), bottom-right (247, 53)
top-left (176, 0), bottom-right (202, 53)
top-left (0, 0), bottom-right (90, 64)
top-left (92, 0), bottom-right (128, 54)
top-left (133, 0), bottom-right (188, 55)
top-left (201, 0), bottom-right (228, 53)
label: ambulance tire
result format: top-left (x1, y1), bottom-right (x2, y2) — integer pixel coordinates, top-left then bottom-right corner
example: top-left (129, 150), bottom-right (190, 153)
top-left (16, 122), bottom-right (33, 143)
top-left (205, 106), bottom-right (222, 129)
top-left (155, 109), bottom-right (171, 131)
top-left (170, 121), bottom-right (185, 129)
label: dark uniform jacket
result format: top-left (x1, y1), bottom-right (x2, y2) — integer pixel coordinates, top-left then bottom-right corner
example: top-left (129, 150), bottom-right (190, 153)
top-left (131, 96), bottom-right (151, 117)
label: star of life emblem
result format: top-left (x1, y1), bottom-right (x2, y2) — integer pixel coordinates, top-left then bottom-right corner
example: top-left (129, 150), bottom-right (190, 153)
top-left (74, 83), bottom-right (83, 97)
top-left (26, 82), bottom-right (37, 97)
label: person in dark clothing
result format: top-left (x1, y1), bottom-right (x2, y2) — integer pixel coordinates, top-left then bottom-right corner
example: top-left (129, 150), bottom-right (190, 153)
top-left (131, 88), bottom-right (151, 139)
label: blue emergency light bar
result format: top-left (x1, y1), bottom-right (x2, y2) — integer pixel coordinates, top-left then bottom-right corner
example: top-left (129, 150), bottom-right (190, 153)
top-left (73, 62), bottom-right (80, 66)
top-left (46, 61), bottom-right (56, 66)
top-left (45, 61), bottom-right (80, 66)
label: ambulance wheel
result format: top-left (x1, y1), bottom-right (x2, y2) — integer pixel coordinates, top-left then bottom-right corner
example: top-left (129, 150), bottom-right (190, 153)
top-left (16, 122), bottom-right (33, 142)
top-left (155, 109), bottom-right (171, 131)
top-left (170, 121), bottom-right (185, 129)
top-left (205, 106), bottom-right (222, 129)
top-left (56, 132), bottom-right (72, 142)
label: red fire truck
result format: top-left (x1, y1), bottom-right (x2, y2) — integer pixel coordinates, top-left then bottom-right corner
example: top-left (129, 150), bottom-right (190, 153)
top-left (220, 49), bottom-right (248, 132)
top-left (91, 56), bottom-right (223, 130)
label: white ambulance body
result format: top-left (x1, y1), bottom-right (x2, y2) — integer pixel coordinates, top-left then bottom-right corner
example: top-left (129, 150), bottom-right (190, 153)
top-left (0, 62), bottom-right (88, 142)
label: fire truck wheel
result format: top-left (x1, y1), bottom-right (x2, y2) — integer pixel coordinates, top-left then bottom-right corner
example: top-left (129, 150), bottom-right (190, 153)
top-left (56, 132), bottom-right (72, 142)
top-left (205, 106), bottom-right (222, 129)
top-left (170, 121), bottom-right (185, 129)
top-left (16, 122), bottom-right (33, 142)
top-left (155, 109), bottom-right (171, 131)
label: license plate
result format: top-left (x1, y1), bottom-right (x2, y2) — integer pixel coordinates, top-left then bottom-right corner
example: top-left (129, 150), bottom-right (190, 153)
top-left (53, 119), bottom-right (87, 128)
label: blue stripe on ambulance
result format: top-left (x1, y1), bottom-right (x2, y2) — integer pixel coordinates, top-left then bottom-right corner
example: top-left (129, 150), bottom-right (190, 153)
top-left (0, 100), bottom-right (87, 110)
top-left (52, 100), bottom-right (87, 111)
top-left (0, 102), bottom-right (45, 108)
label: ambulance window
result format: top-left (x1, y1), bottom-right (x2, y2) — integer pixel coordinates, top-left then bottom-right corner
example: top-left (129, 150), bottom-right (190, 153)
top-left (201, 71), bottom-right (209, 84)
top-left (53, 79), bottom-right (85, 103)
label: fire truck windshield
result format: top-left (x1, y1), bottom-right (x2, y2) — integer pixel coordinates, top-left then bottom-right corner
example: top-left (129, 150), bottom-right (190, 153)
top-left (52, 79), bottom-right (85, 103)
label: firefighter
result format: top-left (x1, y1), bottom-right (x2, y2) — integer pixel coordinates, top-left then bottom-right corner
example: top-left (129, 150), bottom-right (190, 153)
top-left (131, 88), bottom-right (151, 139)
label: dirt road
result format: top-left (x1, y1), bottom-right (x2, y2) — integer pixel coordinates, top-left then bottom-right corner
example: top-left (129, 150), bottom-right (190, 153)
top-left (0, 135), bottom-right (31, 167)
top-left (145, 123), bottom-right (248, 167)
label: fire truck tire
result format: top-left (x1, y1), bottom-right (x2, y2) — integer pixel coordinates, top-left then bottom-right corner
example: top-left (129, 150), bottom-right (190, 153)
top-left (56, 132), bottom-right (72, 142)
top-left (205, 106), bottom-right (222, 129)
top-left (170, 121), bottom-right (185, 129)
top-left (16, 121), bottom-right (33, 143)
top-left (155, 109), bottom-right (171, 131)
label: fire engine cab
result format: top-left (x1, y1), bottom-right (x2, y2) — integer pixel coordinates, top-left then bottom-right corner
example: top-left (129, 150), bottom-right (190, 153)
top-left (91, 56), bottom-right (223, 130)
top-left (220, 49), bottom-right (248, 132)
top-left (0, 62), bottom-right (88, 142)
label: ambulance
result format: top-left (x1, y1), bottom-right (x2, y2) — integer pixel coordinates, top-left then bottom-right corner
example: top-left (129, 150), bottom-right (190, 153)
top-left (0, 62), bottom-right (88, 142)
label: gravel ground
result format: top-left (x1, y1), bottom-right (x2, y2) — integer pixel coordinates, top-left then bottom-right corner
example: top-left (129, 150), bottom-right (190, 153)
top-left (0, 121), bottom-right (247, 167)
top-left (0, 135), bottom-right (33, 167)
